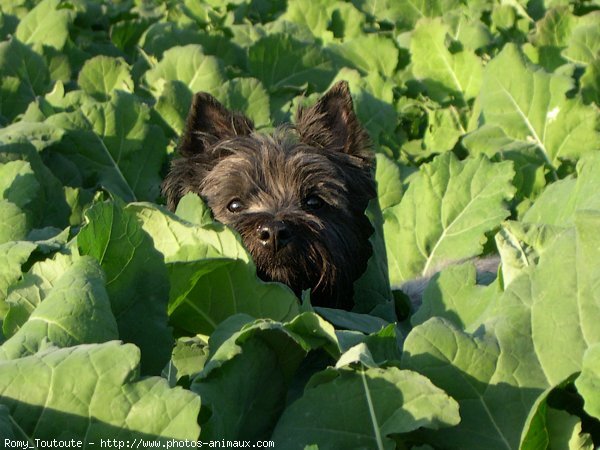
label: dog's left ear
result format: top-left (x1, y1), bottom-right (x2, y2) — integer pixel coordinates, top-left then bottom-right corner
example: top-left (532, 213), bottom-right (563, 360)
top-left (179, 92), bottom-right (254, 158)
top-left (296, 81), bottom-right (370, 157)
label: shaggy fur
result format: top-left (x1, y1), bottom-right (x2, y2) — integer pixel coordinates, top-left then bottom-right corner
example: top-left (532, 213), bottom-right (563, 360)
top-left (162, 81), bottom-right (375, 309)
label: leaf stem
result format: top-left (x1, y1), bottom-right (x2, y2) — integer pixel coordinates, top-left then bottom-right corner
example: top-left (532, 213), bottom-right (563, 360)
top-left (361, 368), bottom-right (385, 450)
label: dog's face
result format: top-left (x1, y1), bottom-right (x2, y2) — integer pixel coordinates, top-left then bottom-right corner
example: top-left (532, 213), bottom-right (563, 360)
top-left (162, 81), bottom-right (375, 309)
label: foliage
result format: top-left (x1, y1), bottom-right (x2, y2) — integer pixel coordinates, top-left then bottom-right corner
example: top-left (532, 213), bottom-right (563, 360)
top-left (0, 0), bottom-right (599, 446)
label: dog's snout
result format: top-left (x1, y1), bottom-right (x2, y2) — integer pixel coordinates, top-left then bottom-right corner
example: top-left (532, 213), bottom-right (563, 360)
top-left (257, 221), bottom-right (292, 250)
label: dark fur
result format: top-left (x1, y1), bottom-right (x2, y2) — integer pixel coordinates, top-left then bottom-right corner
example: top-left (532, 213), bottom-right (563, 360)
top-left (162, 81), bottom-right (375, 309)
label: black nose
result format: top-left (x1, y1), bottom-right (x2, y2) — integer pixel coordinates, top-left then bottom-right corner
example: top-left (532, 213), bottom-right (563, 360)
top-left (257, 221), bottom-right (292, 250)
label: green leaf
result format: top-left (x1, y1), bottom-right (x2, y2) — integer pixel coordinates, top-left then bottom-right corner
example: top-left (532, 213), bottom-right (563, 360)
top-left (410, 18), bottom-right (483, 104)
top-left (581, 58), bottom-right (600, 105)
top-left (194, 337), bottom-right (294, 440)
top-left (374, 153), bottom-right (403, 211)
top-left (523, 153), bottom-right (600, 226)
top-left (281, 0), bottom-right (336, 41)
top-left (144, 44), bottom-right (226, 96)
top-left (4, 251), bottom-right (92, 336)
top-left (174, 192), bottom-right (214, 227)
top-left (128, 200), bottom-right (250, 264)
top-left (248, 34), bottom-right (335, 93)
top-left (328, 34), bottom-right (399, 78)
top-left (215, 77), bottom-right (271, 129)
top-left (329, 3), bottom-right (367, 39)
top-left (82, 92), bottom-right (166, 201)
top-left (0, 241), bottom-right (36, 319)
top-left (0, 254), bottom-right (118, 360)
top-left (126, 201), bottom-right (299, 335)
top-left (0, 142), bottom-right (70, 229)
top-left (576, 344), bottom-right (600, 420)
top-left (0, 160), bottom-right (40, 211)
top-left (272, 366), bottom-right (460, 449)
top-left (15, 0), bottom-right (74, 51)
top-left (45, 111), bottom-right (138, 202)
top-left (315, 307), bottom-right (391, 334)
top-left (352, 0), bottom-right (461, 30)
top-left (0, 342), bottom-right (201, 439)
top-left (462, 124), bottom-right (548, 204)
top-left (423, 106), bottom-right (466, 152)
top-left (77, 55), bottom-right (134, 100)
top-left (546, 408), bottom-right (594, 450)
top-left (192, 314), bottom-right (338, 440)
top-left (0, 200), bottom-right (28, 244)
top-left (153, 80), bottom-right (193, 136)
top-left (411, 262), bottom-right (499, 329)
top-left (76, 91), bottom-right (166, 201)
top-left (0, 38), bottom-right (50, 121)
top-left (562, 14), bottom-right (600, 65)
top-left (383, 153), bottom-right (514, 286)
top-left (530, 7), bottom-right (574, 70)
top-left (0, 121), bottom-right (64, 151)
top-left (402, 210), bottom-right (600, 448)
top-left (78, 200), bottom-right (172, 375)
top-left (168, 258), bottom-right (300, 335)
top-left (0, 405), bottom-right (16, 439)
top-left (495, 221), bottom-right (564, 286)
top-left (168, 337), bottom-right (209, 383)
top-left (477, 44), bottom-right (600, 175)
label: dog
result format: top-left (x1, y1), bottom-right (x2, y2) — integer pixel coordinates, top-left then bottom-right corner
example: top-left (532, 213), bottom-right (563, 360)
top-left (162, 81), bottom-right (376, 310)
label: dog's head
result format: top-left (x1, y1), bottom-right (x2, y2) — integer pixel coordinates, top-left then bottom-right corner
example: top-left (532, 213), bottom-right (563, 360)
top-left (162, 81), bottom-right (376, 309)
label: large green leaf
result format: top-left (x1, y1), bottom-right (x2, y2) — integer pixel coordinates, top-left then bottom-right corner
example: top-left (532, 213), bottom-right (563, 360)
top-left (0, 254), bottom-right (117, 360)
top-left (168, 258), bottom-right (300, 335)
top-left (0, 241), bottom-right (36, 318)
top-left (144, 44), bottom-right (226, 96)
top-left (14, 0), bottom-right (74, 51)
top-left (402, 211), bottom-right (600, 449)
top-left (523, 153), bottom-right (600, 226)
top-left (383, 153), bottom-right (514, 286)
top-left (248, 34), bottom-right (335, 92)
top-left (272, 365), bottom-right (460, 449)
top-left (46, 92), bottom-right (166, 202)
top-left (79, 92), bottom-right (166, 201)
top-left (0, 342), bottom-right (201, 439)
top-left (45, 110), bottom-right (138, 202)
top-left (328, 34), bottom-right (399, 78)
top-left (0, 38), bottom-right (49, 121)
top-left (576, 344), bottom-right (600, 420)
top-left (410, 261), bottom-right (499, 329)
top-left (475, 44), bottom-right (600, 175)
top-left (77, 55), bottom-right (134, 100)
top-left (0, 142), bottom-right (70, 228)
top-left (128, 197), bottom-right (250, 264)
top-left (78, 200), bottom-right (172, 375)
top-left (351, 0), bottom-right (462, 30)
top-left (215, 77), bottom-right (271, 129)
top-left (281, 0), bottom-right (336, 41)
top-left (0, 201), bottom-right (28, 245)
top-left (562, 13), bottom-right (600, 65)
top-left (410, 18), bottom-right (483, 104)
top-left (127, 199), bottom-right (299, 335)
top-left (0, 160), bottom-right (40, 213)
top-left (192, 314), bottom-right (338, 440)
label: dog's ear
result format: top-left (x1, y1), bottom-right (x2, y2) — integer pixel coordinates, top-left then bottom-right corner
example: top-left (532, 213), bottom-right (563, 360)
top-left (179, 92), bottom-right (254, 157)
top-left (296, 81), bottom-right (370, 157)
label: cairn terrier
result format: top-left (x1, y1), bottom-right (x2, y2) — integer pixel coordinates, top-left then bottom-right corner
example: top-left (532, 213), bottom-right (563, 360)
top-left (162, 81), bottom-right (375, 310)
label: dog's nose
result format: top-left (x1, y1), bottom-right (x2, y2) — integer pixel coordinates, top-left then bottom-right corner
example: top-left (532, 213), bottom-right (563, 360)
top-left (257, 221), bottom-right (292, 250)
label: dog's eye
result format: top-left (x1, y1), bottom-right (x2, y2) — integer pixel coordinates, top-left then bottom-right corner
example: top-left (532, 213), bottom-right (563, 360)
top-left (304, 195), bottom-right (324, 210)
top-left (227, 199), bottom-right (244, 213)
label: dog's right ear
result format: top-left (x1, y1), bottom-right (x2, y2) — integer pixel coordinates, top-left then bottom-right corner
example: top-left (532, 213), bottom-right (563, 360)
top-left (179, 93), bottom-right (254, 157)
